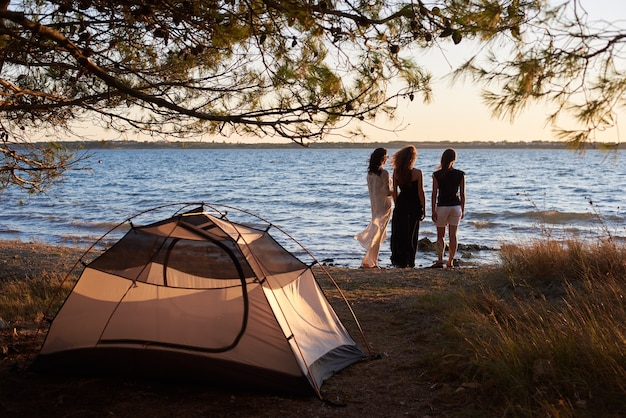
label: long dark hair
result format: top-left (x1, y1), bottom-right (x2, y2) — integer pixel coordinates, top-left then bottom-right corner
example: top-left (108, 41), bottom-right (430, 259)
top-left (368, 147), bottom-right (387, 175)
top-left (437, 148), bottom-right (457, 172)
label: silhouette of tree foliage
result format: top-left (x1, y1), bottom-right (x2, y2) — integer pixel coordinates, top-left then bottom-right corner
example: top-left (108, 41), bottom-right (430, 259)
top-left (457, 0), bottom-right (626, 148)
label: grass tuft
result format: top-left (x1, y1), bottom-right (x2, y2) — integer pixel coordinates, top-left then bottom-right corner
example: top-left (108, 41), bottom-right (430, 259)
top-left (500, 238), bottom-right (626, 286)
top-left (0, 273), bottom-right (76, 323)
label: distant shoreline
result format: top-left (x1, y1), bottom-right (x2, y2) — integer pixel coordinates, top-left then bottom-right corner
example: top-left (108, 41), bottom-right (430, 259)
top-left (23, 139), bottom-right (623, 150)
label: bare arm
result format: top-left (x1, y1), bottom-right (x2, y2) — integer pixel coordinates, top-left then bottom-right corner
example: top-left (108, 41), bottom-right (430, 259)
top-left (459, 174), bottom-right (466, 219)
top-left (431, 174), bottom-right (438, 223)
top-left (416, 169), bottom-right (426, 220)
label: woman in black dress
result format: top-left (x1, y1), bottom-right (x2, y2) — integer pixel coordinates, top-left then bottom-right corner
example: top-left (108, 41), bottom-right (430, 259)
top-left (390, 145), bottom-right (426, 268)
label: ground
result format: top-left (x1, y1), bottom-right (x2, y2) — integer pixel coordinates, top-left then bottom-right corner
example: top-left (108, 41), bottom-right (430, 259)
top-left (0, 241), bottom-right (495, 417)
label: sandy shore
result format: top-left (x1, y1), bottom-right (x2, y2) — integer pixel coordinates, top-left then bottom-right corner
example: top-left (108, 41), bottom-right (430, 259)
top-left (0, 240), bottom-right (89, 282)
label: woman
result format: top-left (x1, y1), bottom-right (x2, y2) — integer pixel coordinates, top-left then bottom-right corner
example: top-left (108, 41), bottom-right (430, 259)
top-left (355, 148), bottom-right (393, 268)
top-left (431, 148), bottom-right (465, 269)
top-left (390, 145), bottom-right (426, 268)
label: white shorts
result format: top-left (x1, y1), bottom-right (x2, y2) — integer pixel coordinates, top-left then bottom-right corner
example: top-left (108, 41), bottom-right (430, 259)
top-left (435, 205), bottom-right (462, 227)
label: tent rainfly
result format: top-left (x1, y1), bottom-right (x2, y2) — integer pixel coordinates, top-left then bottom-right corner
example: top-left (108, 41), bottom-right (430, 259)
top-left (31, 205), bottom-right (366, 398)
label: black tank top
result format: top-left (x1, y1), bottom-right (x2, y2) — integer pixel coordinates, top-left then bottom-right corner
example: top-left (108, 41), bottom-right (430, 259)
top-left (434, 169), bottom-right (464, 206)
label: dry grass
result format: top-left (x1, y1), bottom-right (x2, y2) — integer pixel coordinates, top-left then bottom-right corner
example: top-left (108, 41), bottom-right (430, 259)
top-left (456, 238), bottom-right (626, 416)
top-left (500, 238), bottom-right (626, 286)
top-left (1, 239), bottom-right (625, 417)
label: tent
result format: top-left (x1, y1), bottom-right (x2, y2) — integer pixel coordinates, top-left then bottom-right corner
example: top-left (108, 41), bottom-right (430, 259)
top-left (31, 204), bottom-right (366, 398)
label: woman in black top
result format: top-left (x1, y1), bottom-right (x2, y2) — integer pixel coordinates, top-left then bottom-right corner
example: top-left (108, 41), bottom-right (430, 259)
top-left (390, 145), bottom-right (426, 268)
top-left (431, 148), bottom-right (465, 269)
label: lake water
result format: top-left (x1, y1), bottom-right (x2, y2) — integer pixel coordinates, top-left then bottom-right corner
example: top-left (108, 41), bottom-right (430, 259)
top-left (1, 147), bottom-right (624, 268)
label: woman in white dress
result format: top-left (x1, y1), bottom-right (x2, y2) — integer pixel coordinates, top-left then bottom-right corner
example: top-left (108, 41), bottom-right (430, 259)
top-left (355, 148), bottom-right (393, 268)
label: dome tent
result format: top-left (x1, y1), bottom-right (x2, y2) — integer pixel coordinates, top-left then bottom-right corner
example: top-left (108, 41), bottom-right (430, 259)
top-left (31, 203), bottom-right (367, 398)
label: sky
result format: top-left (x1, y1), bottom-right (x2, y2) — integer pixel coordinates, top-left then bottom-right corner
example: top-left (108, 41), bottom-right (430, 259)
top-left (66, 0), bottom-right (625, 145)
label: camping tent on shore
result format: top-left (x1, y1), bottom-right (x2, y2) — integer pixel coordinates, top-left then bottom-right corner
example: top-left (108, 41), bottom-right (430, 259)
top-left (32, 204), bottom-right (367, 398)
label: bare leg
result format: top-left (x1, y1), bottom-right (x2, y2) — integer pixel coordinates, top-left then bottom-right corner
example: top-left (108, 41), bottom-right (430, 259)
top-left (447, 225), bottom-right (458, 268)
top-left (436, 226), bottom-right (446, 264)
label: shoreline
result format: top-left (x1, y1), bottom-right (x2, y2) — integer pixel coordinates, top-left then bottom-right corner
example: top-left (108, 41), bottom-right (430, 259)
top-left (0, 238), bottom-right (501, 278)
top-left (20, 139), bottom-right (623, 150)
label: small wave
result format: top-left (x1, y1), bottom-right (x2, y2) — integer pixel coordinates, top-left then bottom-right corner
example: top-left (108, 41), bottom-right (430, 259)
top-left (468, 220), bottom-right (496, 229)
top-left (0, 229), bottom-right (20, 237)
top-left (493, 210), bottom-right (596, 223)
top-left (465, 211), bottom-right (499, 219)
top-left (69, 220), bottom-right (127, 231)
